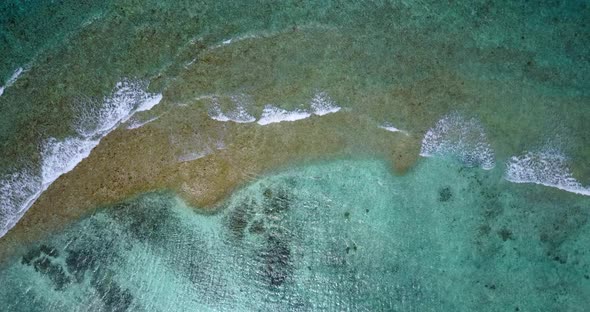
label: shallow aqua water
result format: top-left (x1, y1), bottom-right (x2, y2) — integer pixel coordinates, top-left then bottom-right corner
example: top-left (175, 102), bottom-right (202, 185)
top-left (1, 157), bottom-right (589, 311)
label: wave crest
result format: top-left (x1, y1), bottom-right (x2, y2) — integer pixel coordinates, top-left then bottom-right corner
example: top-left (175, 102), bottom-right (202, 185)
top-left (257, 105), bottom-right (311, 125)
top-left (0, 67), bottom-right (26, 97)
top-left (0, 79), bottom-right (162, 237)
top-left (74, 80), bottom-right (162, 138)
top-left (0, 169), bottom-right (42, 235)
top-left (420, 113), bottom-right (495, 170)
top-left (207, 94), bottom-right (256, 123)
top-left (505, 149), bottom-right (590, 196)
top-left (310, 91), bottom-right (341, 116)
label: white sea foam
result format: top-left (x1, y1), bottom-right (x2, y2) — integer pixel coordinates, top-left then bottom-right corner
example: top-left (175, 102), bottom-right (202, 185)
top-left (0, 79), bottom-right (162, 237)
top-left (74, 80), bottom-right (163, 138)
top-left (126, 116), bottom-right (160, 130)
top-left (379, 122), bottom-right (409, 135)
top-left (505, 149), bottom-right (590, 196)
top-left (40, 137), bottom-right (100, 185)
top-left (310, 92), bottom-right (341, 116)
top-left (379, 125), bottom-right (401, 132)
top-left (210, 33), bottom-right (267, 50)
top-left (257, 105), bottom-right (312, 125)
top-left (6, 67), bottom-right (24, 86)
top-left (205, 91), bottom-right (339, 125)
top-left (136, 93), bottom-right (163, 112)
top-left (420, 112), bottom-right (495, 170)
top-left (208, 95), bottom-right (256, 123)
top-left (0, 137), bottom-right (101, 237)
top-left (0, 169), bottom-right (42, 237)
top-left (184, 58), bottom-right (197, 68)
top-left (210, 24), bottom-right (336, 51)
top-left (0, 67), bottom-right (25, 97)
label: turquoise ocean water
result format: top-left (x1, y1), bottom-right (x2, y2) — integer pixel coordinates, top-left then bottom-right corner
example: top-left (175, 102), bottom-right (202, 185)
top-left (1, 158), bottom-right (590, 311)
top-left (1, 0), bottom-right (589, 311)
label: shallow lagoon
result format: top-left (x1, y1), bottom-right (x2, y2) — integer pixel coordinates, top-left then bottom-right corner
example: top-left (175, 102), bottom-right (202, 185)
top-left (1, 158), bottom-right (589, 311)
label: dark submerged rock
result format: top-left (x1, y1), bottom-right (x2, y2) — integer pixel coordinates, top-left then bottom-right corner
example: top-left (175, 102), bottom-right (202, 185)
top-left (93, 278), bottom-right (133, 312)
top-left (21, 244), bottom-right (71, 290)
top-left (249, 219), bottom-right (266, 235)
top-left (227, 200), bottom-right (254, 240)
top-left (39, 245), bottom-right (59, 257)
top-left (261, 233), bottom-right (292, 287)
top-left (109, 194), bottom-right (177, 243)
top-left (66, 248), bottom-right (98, 282)
top-left (497, 228), bottom-right (513, 241)
top-left (21, 247), bottom-right (42, 265)
top-left (264, 187), bottom-right (292, 215)
top-left (438, 186), bottom-right (453, 202)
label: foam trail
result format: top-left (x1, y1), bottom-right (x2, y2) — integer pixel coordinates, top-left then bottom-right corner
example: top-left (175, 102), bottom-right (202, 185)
top-left (209, 24), bottom-right (336, 51)
top-left (0, 79), bottom-right (162, 237)
top-left (310, 92), bottom-right (341, 116)
top-left (127, 116), bottom-right (160, 130)
top-left (380, 125), bottom-right (401, 132)
top-left (420, 112), bottom-right (495, 170)
top-left (178, 149), bottom-right (212, 162)
top-left (379, 122), bottom-right (409, 134)
top-left (174, 132), bottom-right (226, 163)
top-left (257, 105), bottom-right (311, 125)
top-left (210, 33), bottom-right (268, 50)
top-left (506, 149), bottom-right (590, 196)
top-left (6, 67), bottom-right (24, 86)
top-left (217, 34), bottom-right (257, 48)
top-left (136, 93), bottom-right (163, 112)
top-left (0, 67), bottom-right (25, 97)
top-left (208, 95), bottom-right (256, 123)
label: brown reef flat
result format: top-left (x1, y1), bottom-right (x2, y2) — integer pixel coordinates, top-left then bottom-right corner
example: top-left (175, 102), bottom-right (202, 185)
top-left (2, 27), bottom-right (588, 265)
top-left (0, 106), bottom-right (419, 263)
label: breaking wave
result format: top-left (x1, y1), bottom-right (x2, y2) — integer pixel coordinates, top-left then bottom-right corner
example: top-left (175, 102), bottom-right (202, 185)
top-left (0, 79), bottom-right (162, 237)
top-left (420, 113), bottom-right (495, 170)
top-left (207, 95), bottom-right (256, 123)
top-left (310, 91), bottom-right (341, 116)
top-left (205, 91), bottom-right (341, 125)
top-left (126, 116), bottom-right (160, 130)
top-left (0, 67), bottom-right (26, 97)
top-left (505, 148), bottom-right (590, 196)
top-left (257, 105), bottom-right (311, 125)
